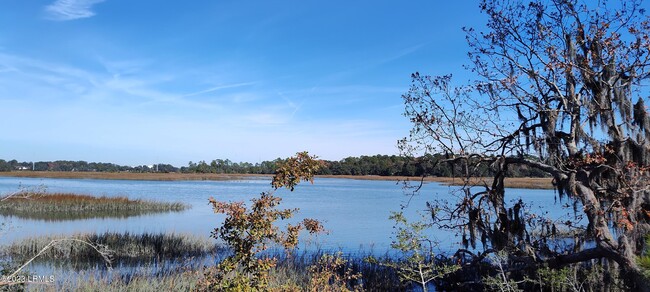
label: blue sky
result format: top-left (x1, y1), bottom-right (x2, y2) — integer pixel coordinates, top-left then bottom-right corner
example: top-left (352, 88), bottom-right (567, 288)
top-left (0, 0), bottom-right (485, 166)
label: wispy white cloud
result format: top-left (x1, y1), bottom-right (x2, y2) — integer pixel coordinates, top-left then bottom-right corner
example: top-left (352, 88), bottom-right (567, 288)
top-left (377, 42), bottom-right (428, 65)
top-left (45, 0), bottom-right (105, 21)
top-left (0, 51), bottom-right (408, 165)
top-left (278, 92), bottom-right (302, 118)
top-left (99, 58), bottom-right (153, 76)
top-left (183, 82), bottom-right (256, 98)
top-left (317, 43), bottom-right (429, 84)
top-left (0, 64), bottom-right (17, 74)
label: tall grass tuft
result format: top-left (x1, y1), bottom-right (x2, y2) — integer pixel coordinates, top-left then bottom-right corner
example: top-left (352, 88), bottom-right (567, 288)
top-left (0, 192), bottom-right (189, 220)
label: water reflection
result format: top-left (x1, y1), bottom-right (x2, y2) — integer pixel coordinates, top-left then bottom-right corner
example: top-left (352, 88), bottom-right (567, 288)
top-left (0, 209), bottom-right (186, 221)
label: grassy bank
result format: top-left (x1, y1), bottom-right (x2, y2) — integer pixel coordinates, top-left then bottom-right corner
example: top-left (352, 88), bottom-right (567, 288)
top-left (427, 176), bottom-right (552, 189)
top-left (0, 192), bottom-right (189, 220)
top-left (320, 175), bottom-right (554, 189)
top-left (0, 171), bottom-right (554, 189)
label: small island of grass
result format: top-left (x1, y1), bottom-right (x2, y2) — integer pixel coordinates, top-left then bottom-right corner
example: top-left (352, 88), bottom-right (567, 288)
top-left (0, 192), bottom-right (189, 220)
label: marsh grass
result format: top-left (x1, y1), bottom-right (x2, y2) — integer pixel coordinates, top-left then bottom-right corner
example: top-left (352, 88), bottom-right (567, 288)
top-left (14, 247), bottom-right (409, 291)
top-left (0, 172), bottom-right (554, 189)
top-left (29, 266), bottom-right (205, 292)
top-left (4, 232), bottom-right (408, 291)
top-left (0, 192), bottom-right (188, 220)
top-left (2, 232), bottom-right (220, 267)
top-left (8, 245), bottom-right (405, 291)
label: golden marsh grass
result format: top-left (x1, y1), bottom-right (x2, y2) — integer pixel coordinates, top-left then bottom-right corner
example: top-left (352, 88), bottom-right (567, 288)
top-left (0, 192), bottom-right (189, 220)
top-left (1, 171), bottom-right (553, 189)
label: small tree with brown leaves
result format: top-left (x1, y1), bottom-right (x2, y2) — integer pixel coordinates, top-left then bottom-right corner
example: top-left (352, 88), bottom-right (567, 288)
top-left (271, 151), bottom-right (323, 191)
top-left (201, 152), bottom-right (324, 291)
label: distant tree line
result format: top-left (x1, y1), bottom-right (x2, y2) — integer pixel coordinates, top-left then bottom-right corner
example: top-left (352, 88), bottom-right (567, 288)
top-left (0, 154), bottom-right (549, 178)
top-left (176, 154), bottom-right (548, 177)
top-left (318, 154), bottom-right (548, 177)
top-left (0, 159), bottom-right (178, 173)
top-left (183, 159), bottom-right (280, 174)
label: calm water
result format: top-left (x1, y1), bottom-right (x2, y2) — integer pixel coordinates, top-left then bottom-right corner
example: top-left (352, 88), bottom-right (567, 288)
top-left (0, 176), bottom-right (573, 254)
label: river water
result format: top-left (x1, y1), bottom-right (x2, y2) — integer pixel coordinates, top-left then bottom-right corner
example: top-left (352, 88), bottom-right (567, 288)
top-left (0, 176), bottom-right (572, 254)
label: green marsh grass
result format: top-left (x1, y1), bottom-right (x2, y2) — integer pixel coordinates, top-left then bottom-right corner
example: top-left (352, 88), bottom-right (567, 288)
top-left (0, 192), bottom-right (189, 220)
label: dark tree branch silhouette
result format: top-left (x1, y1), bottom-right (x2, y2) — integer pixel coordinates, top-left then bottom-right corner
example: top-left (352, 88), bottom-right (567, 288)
top-left (401, 0), bottom-right (650, 289)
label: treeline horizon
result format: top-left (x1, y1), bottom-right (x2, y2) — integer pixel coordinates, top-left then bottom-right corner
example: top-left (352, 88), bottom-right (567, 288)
top-left (0, 154), bottom-right (548, 178)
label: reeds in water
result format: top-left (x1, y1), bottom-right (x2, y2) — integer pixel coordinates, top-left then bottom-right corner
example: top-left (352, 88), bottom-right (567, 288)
top-left (0, 192), bottom-right (189, 220)
top-left (9, 245), bottom-right (410, 291)
top-left (2, 232), bottom-right (220, 266)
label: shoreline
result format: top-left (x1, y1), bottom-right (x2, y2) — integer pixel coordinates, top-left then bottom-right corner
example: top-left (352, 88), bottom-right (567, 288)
top-left (0, 171), bottom-right (554, 189)
top-left (320, 175), bottom-right (553, 189)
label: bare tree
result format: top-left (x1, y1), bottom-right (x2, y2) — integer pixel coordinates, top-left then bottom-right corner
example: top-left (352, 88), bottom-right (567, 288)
top-left (401, 0), bottom-right (650, 290)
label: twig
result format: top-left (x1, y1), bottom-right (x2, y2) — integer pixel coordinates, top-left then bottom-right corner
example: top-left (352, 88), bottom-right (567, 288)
top-left (0, 238), bottom-right (113, 287)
